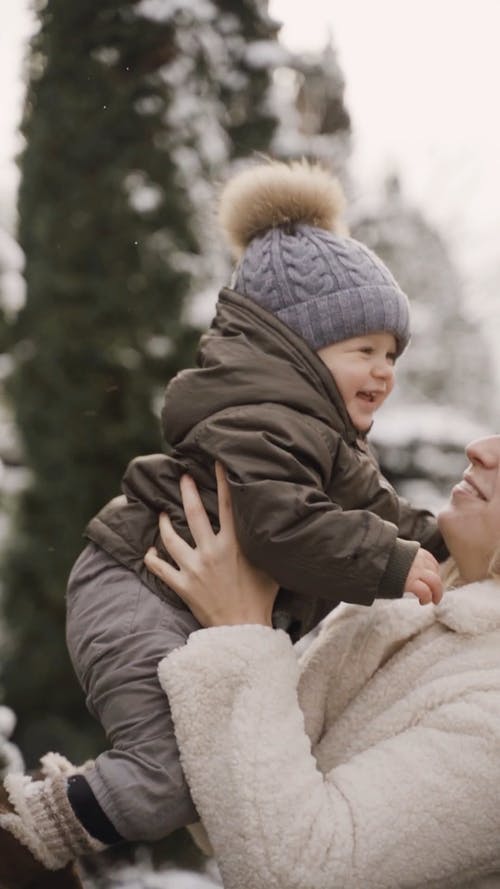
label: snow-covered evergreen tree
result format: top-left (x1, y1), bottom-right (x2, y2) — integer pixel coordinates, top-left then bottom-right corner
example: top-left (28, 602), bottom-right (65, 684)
top-left (0, 706), bottom-right (24, 777)
top-left (0, 0), bottom-right (283, 768)
top-left (0, 229), bottom-right (26, 553)
top-left (159, 0), bottom-right (289, 322)
top-left (353, 175), bottom-right (495, 421)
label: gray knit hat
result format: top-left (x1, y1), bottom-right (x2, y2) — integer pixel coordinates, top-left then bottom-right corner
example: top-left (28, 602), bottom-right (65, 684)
top-left (219, 161), bottom-right (410, 356)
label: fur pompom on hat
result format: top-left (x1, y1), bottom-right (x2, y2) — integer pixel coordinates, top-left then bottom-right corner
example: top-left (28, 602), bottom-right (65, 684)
top-left (219, 160), bottom-right (347, 256)
top-left (218, 160), bottom-right (410, 356)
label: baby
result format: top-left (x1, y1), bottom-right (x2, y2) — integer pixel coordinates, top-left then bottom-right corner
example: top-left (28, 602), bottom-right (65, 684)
top-left (0, 161), bottom-right (446, 881)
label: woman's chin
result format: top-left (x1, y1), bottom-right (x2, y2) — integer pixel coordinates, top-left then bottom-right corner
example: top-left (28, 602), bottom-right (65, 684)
top-left (438, 504), bottom-right (484, 572)
top-left (437, 504), bottom-right (462, 553)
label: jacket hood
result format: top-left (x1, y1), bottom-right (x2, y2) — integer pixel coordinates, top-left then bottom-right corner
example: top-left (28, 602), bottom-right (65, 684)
top-left (162, 288), bottom-right (356, 447)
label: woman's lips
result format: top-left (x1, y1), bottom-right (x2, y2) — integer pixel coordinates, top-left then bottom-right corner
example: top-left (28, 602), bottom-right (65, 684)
top-left (453, 477), bottom-right (487, 500)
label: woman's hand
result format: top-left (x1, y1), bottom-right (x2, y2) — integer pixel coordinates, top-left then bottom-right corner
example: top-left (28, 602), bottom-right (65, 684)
top-left (144, 463), bottom-right (278, 628)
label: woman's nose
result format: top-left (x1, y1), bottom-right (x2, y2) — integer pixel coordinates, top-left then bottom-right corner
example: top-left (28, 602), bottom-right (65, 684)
top-left (465, 435), bottom-right (500, 468)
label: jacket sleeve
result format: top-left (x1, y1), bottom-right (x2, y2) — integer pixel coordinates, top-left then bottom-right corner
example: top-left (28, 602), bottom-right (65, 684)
top-left (359, 440), bottom-right (447, 561)
top-left (396, 495), bottom-right (449, 561)
top-left (160, 625), bottom-right (500, 889)
top-left (191, 404), bottom-right (417, 604)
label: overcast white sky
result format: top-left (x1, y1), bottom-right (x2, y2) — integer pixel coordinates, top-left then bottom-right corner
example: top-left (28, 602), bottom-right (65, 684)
top-left (273, 1), bottom-right (500, 388)
top-left (2, 0), bottom-right (500, 335)
top-left (270, 0), bottom-right (500, 305)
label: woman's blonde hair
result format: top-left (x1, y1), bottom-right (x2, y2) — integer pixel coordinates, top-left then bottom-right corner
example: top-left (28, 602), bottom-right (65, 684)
top-left (440, 543), bottom-right (500, 590)
top-left (489, 545), bottom-right (500, 580)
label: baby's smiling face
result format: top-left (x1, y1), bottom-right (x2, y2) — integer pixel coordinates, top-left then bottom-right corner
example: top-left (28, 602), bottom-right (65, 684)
top-left (317, 332), bottom-right (397, 433)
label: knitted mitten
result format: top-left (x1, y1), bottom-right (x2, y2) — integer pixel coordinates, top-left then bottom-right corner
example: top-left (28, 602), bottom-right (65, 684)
top-left (0, 752), bottom-right (105, 884)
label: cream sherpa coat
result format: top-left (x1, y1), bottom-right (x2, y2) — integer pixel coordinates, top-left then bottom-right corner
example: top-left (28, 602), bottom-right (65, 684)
top-left (159, 581), bottom-right (500, 889)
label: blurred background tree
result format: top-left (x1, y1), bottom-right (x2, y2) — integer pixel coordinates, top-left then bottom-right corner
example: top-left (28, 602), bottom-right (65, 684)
top-left (351, 176), bottom-right (492, 512)
top-left (352, 174), bottom-right (495, 422)
top-left (271, 38), bottom-right (351, 174)
top-left (0, 0), bottom-right (284, 768)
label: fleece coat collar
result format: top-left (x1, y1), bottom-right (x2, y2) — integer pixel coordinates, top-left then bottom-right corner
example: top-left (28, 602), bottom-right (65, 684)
top-left (298, 580), bottom-right (500, 751)
top-left (321, 580), bottom-right (500, 650)
top-left (435, 580), bottom-right (500, 634)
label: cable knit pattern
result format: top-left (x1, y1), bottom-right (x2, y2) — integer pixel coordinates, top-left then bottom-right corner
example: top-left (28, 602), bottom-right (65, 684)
top-left (160, 583), bottom-right (500, 889)
top-left (234, 224), bottom-right (410, 354)
top-left (221, 160), bottom-right (409, 353)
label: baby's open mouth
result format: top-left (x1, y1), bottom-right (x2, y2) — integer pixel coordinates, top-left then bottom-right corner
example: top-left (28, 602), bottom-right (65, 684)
top-left (357, 391), bottom-right (377, 403)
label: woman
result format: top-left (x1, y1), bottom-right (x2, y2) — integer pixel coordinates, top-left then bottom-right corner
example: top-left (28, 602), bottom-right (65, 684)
top-left (145, 437), bottom-right (500, 889)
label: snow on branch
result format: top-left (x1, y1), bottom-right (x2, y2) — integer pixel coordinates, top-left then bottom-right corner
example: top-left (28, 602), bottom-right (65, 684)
top-left (0, 706), bottom-right (24, 777)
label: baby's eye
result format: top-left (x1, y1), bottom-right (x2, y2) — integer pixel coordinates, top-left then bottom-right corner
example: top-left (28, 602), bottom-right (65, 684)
top-left (387, 352), bottom-right (397, 364)
top-left (359, 346), bottom-right (374, 355)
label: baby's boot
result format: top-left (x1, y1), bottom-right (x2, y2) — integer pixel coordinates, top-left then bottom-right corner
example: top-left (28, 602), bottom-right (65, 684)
top-left (0, 753), bottom-right (105, 889)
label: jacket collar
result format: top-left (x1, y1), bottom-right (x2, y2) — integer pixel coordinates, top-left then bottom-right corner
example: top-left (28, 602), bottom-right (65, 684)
top-left (217, 289), bottom-right (358, 442)
top-left (319, 580), bottom-right (500, 672)
top-left (164, 288), bottom-right (360, 446)
top-left (358, 579), bottom-right (500, 638)
top-left (299, 580), bottom-right (500, 749)
top-left (366, 580), bottom-right (500, 639)
top-left (435, 580), bottom-right (500, 635)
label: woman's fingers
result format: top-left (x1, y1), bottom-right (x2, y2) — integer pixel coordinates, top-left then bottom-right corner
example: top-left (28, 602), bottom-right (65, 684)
top-left (144, 546), bottom-right (182, 589)
top-left (157, 511), bottom-right (193, 567)
top-left (144, 546), bottom-right (198, 614)
top-left (180, 474), bottom-right (215, 548)
top-left (215, 461), bottom-right (235, 538)
top-left (143, 465), bottom-right (278, 628)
